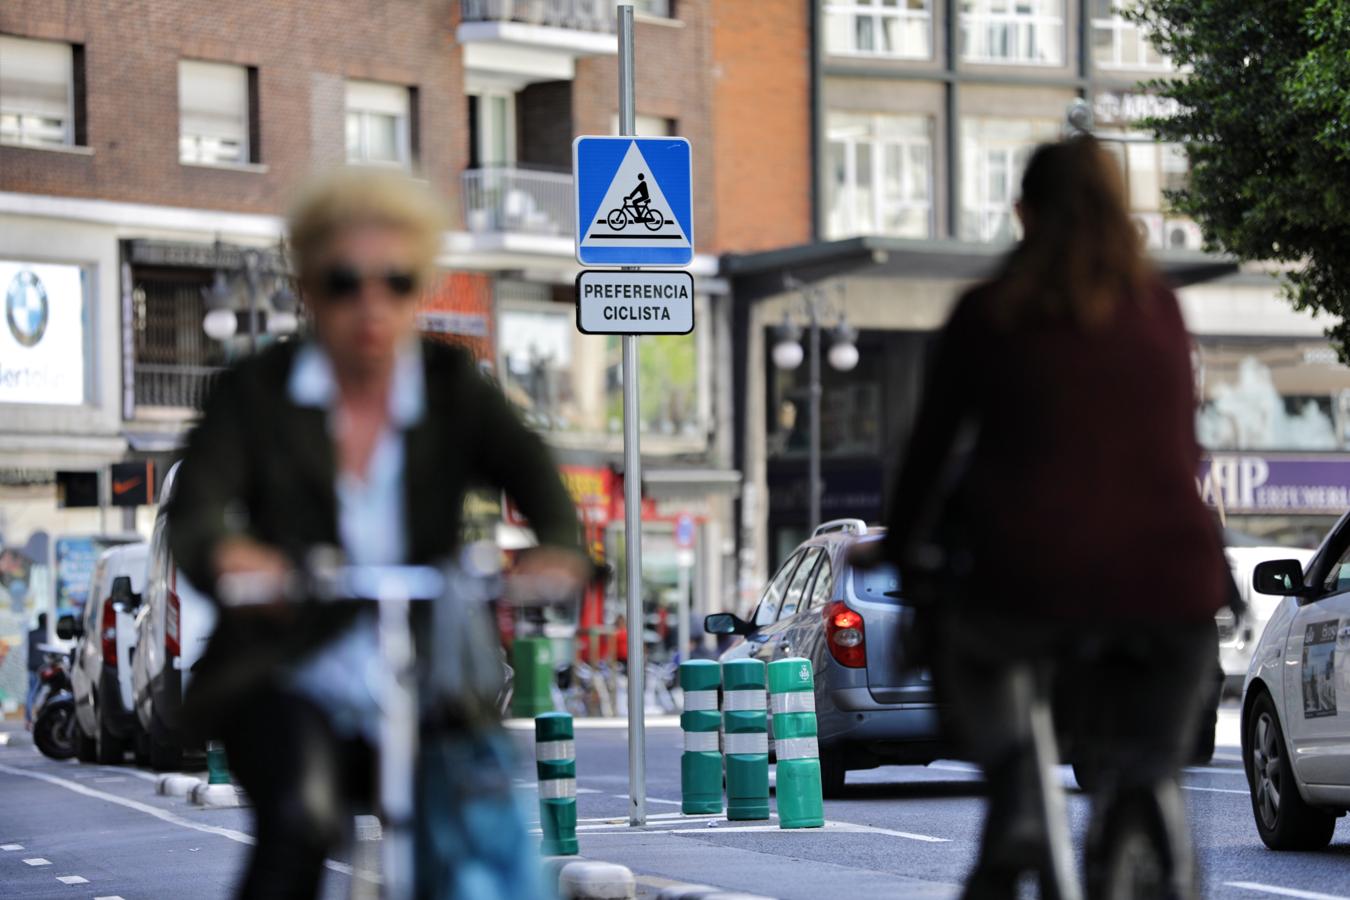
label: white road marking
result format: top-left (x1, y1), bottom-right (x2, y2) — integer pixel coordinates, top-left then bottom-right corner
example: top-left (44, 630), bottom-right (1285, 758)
top-left (92, 776), bottom-right (127, 783)
top-left (111, 767), bottom-right (163, 783)
top-left (545, 817), bottom-right (947, 843)
top-left (1181, 785), bottom-right (1249, 796)
top-left (56, 875), bottom-right (89, 884)
top-left (1183, 766), bottom-right (1246, 777)
top-left (1226, 882), bottom-right (1350, 900)
top-left (1, 843), bottom-right (23, 850)
top-left (0, 762), bottom-right (358, 880)
top-left (95, 896), bottom-right (127, 899)
top-left (23, 858), bottom-right (51, 866)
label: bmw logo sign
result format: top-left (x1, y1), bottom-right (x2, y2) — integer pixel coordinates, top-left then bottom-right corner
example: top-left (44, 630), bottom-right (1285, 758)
top-left (6, 269), bottom-right (49, 348)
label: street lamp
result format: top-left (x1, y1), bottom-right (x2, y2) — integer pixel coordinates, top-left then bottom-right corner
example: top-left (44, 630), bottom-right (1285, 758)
top-left (773, 278), bottom-right (860, 530)
top-left (201, 241), bottom-right (300, 352)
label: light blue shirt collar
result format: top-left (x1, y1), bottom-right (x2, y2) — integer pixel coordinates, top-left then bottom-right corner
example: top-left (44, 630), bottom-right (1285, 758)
top-left (287, 339), bottom-right (425, 428)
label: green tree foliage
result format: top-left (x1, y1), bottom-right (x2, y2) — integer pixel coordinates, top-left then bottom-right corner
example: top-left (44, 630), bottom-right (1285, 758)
top-left (1136, 0), bottom-right (1350, 354)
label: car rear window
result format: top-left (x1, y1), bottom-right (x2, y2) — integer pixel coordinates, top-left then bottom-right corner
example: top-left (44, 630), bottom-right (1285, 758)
top-left (852, 564), bottom-right (901, 602)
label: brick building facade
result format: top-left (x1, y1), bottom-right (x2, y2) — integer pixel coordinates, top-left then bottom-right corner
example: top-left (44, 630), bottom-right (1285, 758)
top-left (0, 0), bottom-right (814, 635)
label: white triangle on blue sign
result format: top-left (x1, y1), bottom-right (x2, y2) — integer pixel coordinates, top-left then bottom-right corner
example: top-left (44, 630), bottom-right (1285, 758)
top-left (579, 141), bottom-right (690, 250)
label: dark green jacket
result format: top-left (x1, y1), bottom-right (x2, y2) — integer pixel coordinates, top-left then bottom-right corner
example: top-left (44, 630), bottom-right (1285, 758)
top-left (167, 338), bottom-right (579, 734)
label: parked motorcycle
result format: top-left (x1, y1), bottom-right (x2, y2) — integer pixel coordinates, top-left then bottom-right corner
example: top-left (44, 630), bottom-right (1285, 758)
top-left (32, 648), bottom-right (77, 760)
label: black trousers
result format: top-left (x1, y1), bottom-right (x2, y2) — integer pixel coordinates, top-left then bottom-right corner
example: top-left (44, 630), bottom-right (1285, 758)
top-left (937, 611), bottom-right (1217, 900)
top-left (223, 690), bottom-right (374, 900)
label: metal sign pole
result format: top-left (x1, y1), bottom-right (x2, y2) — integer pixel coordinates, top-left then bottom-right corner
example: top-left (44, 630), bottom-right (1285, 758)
top-left (617, 2), bottom-right (647, 829)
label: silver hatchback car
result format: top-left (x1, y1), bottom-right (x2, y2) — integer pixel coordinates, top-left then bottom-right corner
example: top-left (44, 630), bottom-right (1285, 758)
top-left (706, 519), bottom-right (949, 795)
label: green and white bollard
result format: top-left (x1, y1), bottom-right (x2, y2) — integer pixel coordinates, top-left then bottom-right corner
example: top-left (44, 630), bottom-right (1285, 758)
top-left (205, 739), bottom-right (230, 785)
top-left (679, 660), bottom-right (722, 815)
top-left (722, 658), bottom-right (769, 821)
top-left (535, 712), bottom-right (578, 855)
top-left (768, 657), bottom-right (824, 829)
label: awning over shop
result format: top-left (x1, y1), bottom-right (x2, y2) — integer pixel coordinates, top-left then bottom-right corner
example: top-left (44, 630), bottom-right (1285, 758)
top-left (720, 235), bottom-right (1240, 302)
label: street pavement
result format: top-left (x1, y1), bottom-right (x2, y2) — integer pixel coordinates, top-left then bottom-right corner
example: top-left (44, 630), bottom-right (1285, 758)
top-left (2, 705), bottom-right (1350, 899)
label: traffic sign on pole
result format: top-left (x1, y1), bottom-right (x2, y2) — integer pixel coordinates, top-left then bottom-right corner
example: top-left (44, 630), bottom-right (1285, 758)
top-left (575, 270), bottom-right (694, 335)
top-left (573, 135), bottom-right (694, 267)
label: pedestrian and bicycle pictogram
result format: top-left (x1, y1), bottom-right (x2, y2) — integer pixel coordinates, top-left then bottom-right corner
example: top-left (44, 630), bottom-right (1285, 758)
top-left (573, 136), bottom-right (693, 266)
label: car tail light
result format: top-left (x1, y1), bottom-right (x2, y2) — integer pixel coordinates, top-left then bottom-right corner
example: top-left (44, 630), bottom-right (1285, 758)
top-left (824, 600), bottom-right (866, 668)
top-left (101, 596), bottom-right (118, 669)
top-left (166, 575), bottom-right (181, 660)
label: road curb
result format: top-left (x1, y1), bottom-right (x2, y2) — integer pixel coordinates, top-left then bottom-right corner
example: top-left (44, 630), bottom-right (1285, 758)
top-left (558, 860), bottom-right (636, 899)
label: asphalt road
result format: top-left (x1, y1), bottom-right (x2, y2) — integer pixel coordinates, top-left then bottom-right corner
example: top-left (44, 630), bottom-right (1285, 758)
top-left (2, 705), bottom-right (1349, 899)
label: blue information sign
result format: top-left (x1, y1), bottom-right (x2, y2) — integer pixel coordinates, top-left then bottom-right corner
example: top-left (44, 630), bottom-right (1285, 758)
top-left (573, 136), bottom-right (693, 267)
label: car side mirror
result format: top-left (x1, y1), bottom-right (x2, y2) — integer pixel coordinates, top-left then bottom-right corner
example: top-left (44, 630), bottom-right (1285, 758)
top-left (1253, 559), bottom-right (1309, 597)
top-left (111, 576), bottom-right (134, 606)
top-left (56, 615), bottom-right (82, 640)
top-left (704, 612), bottom-right (753, 636)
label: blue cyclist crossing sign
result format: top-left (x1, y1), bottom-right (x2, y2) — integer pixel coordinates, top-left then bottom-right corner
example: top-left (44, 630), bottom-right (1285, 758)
top-left (573, 135), bottom-right (693, 267)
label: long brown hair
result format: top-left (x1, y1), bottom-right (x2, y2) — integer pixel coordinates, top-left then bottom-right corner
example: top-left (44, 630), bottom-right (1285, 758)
top-left (993, 136), bottom-right (1154, 329)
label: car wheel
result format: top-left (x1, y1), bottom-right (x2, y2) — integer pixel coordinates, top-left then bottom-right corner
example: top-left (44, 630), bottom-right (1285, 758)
top-left (33, 702), bottom-right (78, 761)
top-left (133, 729), bottom-right (151, 767)
top-left (820, 750), bottom-right (847, 799)
top-left (96, 709), bottom-right (124, 765)
top-left (1246, 689), bottom-right (1335, 850)
top-left (1192, 714), bottom-right (1217, 767)
top-left (1072, 758), bottom-right (1101, 794)
top-left (75, 720), bottom-right (97, 763)
top-left (148, 719), bottom-right (182, 772)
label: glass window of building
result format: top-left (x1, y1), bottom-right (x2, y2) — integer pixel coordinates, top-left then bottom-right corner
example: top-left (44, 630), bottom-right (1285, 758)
top-left (178, 61), bottom-right (251, 166)
top-left (826, 112), bottom-right (933, 240)
top-left (470, 88), bottom-right (516, 167)
top-left (1093, 93), bottom-right (1197, 250)
top-left (1195, 339), bottom-right (1350, 452)
top-left (960, 116), bottom-right (1058, 242)
top-left (345, 80), bottom-right (412, 168)
top-left (960, 0), bottom-right (1065, 66)
top-left (1090, 0), bottom-right (1169, 70)
top-left (0, 36), bottom-right (75, 148)
top-left (824, 0), bottom-right (933, 59)
top-left (769, 335), bottom-right (883, 459)
top-left (607, 113), bottom-right (675, 137)
top-left (496, 281), bottom-right (707, 447)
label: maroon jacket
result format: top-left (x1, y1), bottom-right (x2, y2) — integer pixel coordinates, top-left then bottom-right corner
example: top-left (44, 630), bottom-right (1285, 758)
top-left (883, 280), bottom-right (1225, 624)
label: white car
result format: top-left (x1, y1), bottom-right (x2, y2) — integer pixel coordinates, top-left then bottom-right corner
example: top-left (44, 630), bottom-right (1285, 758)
top-left (1242, 514), bottom-right (1350, 850)
top-left (132, 462), bottom-right (217, 770)
top-left (62, 542), bottom-right (149, 765)
top-left (1219, 544), bottom-right (1317, 690)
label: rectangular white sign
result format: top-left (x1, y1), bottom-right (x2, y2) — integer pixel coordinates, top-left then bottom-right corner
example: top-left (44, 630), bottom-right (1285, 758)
top-left (575, 270), bottom-right (695, 335)
top-left (0, 261), bottom-right (86, 406)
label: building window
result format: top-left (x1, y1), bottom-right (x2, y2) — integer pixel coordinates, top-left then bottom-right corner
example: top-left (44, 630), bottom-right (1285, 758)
top-left (469, 89), bottom-right (517, 167)
top-left (178, 60), bottom-right (253, 165)
top-left (824, 0), bottom-right (933, 60)
top-left (1196, 339), bottom-right (1350, 453)
top-left (0, 36), bottom-right (76, 147)
top-left (826, 113), bottom-right (932, 240)
top-left (345, 80), bottom-right (413, 168)
top-left (960, 116), bottom-right (1058, 242)
top-left (960, 0), bottom-right (1065, 66)
top-left (1090, 0), bottom-right (1169, 71)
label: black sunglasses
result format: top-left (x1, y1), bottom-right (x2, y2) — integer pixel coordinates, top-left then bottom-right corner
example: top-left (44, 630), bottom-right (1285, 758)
top-left (320, 265), bottom-right (418, 302)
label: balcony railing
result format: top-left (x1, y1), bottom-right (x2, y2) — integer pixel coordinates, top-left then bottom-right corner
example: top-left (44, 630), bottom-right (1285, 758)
top-left (133, 363), bottom-right (223, 411)
top-left (461, 0), bottom-right (617, 31)
top-left (462, 167), bottom-right (575, 237)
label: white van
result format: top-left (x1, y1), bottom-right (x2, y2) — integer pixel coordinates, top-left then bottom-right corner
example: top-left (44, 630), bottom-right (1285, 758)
top-left (131, 462), bottom-right (217, 770)
top-left (64, 542), bottom-right (149, 764)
